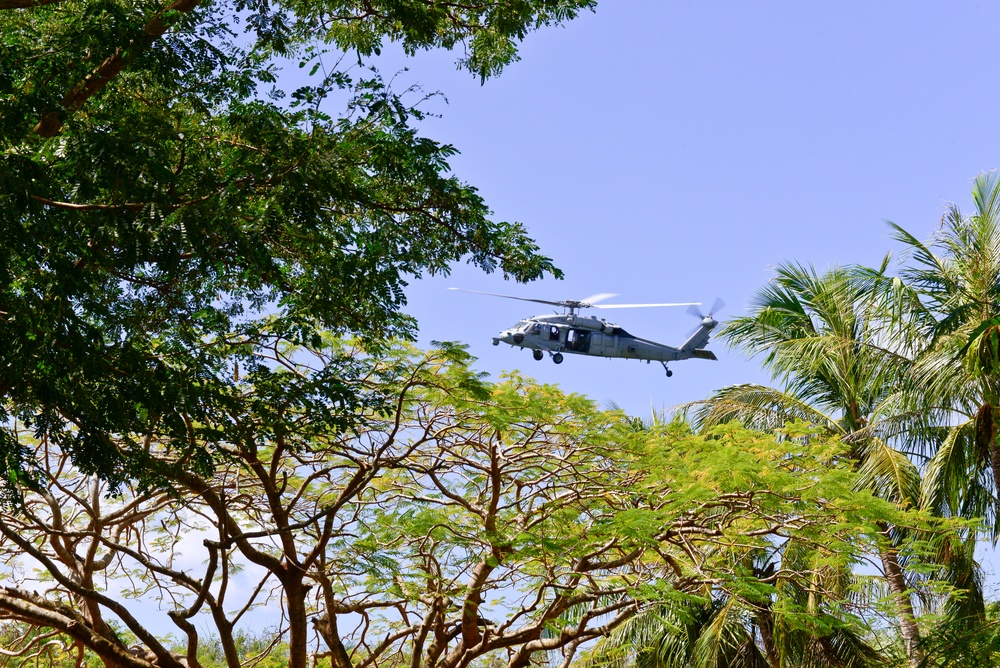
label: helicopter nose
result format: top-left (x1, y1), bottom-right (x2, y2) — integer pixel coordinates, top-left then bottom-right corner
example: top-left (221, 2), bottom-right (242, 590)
top-left (512, 332), bottom-right (525, 345)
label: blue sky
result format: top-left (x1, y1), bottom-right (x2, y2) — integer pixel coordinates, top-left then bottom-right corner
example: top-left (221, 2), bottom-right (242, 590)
top-left (355, 1), bottom-right (1000, 421)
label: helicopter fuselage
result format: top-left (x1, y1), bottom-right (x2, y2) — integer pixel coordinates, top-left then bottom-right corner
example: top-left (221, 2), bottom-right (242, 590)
top-left (492, 313), bottom-right (717, 375)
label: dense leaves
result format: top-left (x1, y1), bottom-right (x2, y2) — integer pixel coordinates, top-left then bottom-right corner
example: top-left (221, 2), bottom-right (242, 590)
top-left (0, 0), bottom-right (593, 489)
top-left (658, 173), bottom-right (1000, 667)
top-left (0, 342), bottom-right (956, 668)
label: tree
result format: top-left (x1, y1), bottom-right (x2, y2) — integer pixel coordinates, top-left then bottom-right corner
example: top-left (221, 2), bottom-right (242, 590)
top-left (581, 566), bottom-right (885, 668)
top-left (0, 341), bottom-right (940, 668)
top-left (0, 0), bottom-right (596, 493)
top-left (687, 261), bottom-right (983, 667)
top-left (0, 340), bottom-right (655, 668)
top-left (577, 416), bottom-right (972, 668)
top-left (886, 172), bottom-right (1000, 535)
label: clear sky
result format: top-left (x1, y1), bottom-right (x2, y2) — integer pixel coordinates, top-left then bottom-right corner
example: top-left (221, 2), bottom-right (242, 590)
top-left (355, 1), bottom-right (1000, 424)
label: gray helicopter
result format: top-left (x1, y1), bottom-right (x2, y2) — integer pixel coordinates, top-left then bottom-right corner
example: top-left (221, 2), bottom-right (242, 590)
top-left (449, 289), bottom-right (721, 377)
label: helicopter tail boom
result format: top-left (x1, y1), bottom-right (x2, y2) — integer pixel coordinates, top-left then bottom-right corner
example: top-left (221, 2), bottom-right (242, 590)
top-left (680, 321), bottom-right (714, 350)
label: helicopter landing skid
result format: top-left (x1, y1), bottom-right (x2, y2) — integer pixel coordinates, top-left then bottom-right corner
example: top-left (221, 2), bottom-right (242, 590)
top-left (660, 361), bottom-right (673, 378)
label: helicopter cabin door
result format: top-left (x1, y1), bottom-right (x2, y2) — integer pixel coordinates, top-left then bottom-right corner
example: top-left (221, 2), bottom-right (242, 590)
top-left (566, 329), bottom-right (591, 353)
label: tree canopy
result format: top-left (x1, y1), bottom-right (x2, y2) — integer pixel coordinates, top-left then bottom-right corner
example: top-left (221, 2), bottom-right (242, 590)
top-left (0, 341), bottom-right (956, 668)
top-left (0, 0), bottom-right (597, 492)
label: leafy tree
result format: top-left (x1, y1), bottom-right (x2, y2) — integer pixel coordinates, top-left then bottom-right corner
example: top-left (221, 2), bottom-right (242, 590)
top-left (0, 341), bottom-right (646, 668)
top-left (687, 262), bottom-right (984, 667)
top-left (580, 415), bottom-right (971, 668)
top-left (0, 341), bottom-right (947, 668)
top-left (0, 0), bottom-right (593, 493)
top-left (886, 172), bottom-right (1000, 536)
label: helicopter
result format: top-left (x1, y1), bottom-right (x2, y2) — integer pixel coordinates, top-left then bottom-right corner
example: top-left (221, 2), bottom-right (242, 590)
top-left (449, 289), bottom-right (722, 377)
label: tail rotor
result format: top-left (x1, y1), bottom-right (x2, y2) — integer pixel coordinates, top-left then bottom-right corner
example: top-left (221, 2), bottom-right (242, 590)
top-left (687, 298), bottom-right (726, 322)
top-left (685, 298), bottom-right (725, 334)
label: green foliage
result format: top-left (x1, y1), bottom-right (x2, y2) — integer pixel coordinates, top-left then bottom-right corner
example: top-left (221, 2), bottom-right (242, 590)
top-left (889, 172), bottom-right (1000, 540)
top-left (178, 630), bottom-right (290, 668)
top-left (916, 601), bottom-right (1000, 668)
top-left (284, 0), bottom-right (598, 81)
top-left (0, 622), bottom-right (97, 667)
top-left (689, 246), bottom-right (991, 666)
top-left (636, 421), bottom-right (897, 576)
top-left (709, 261), bottom-right (903, 438)
top-left (0, 0), bottom-right (583, 493)
top-left (0, 340), bottom-right (961, 668)
top-left (962, 321), bottom-right (1000, 376)
top-left (574, 417), bottom-right (967, 668)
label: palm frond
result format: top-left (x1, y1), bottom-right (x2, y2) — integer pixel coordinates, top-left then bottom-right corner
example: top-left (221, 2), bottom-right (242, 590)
top-left (921, 420), bottom-right (999, 536)
top-left (580, 600), bottom-right (706, 668)
top-left (689, 598), bottom-right (758, 668)
top-left (687, 384), bottom-right (842, 434)
top-left (854, 438), bottom-right (921, 509)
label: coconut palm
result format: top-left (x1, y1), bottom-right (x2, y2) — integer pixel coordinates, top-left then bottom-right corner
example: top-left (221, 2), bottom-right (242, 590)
top-left (686, 260), bottom-right (982, 667)
top-left (595, 404), bottom-right (895, 668)
top-left (887, 172), bottom-right (1000, 538)
top-left (580, 547), bottom-right (885, 668)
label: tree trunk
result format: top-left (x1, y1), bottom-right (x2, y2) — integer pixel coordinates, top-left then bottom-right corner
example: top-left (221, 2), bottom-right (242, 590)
top-left (878, 533), bottom-right (922, 668)
top-left (285, 579), bottom-right (310, 668)
top-left (756, 609), bottom-right (781, 668)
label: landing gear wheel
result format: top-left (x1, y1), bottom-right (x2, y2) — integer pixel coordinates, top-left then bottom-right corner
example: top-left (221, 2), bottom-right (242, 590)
top-left (552, 353), bottom-right (564, 364)
top-left (532, 349), bottom-right (544, 361)
top-left (666, 369), bottom-right (673, 377)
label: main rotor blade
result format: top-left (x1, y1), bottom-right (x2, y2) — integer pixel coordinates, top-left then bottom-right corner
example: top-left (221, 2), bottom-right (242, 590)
top-left (594, 302), bottom-right (701, 309)
top-left (448, 287), bottom-right (564, 307)
top-left (580, 292), bottom-right (619, 305)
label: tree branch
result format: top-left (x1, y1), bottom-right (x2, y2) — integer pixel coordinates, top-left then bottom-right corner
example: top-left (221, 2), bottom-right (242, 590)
top-left (34, 0), bottom-right (202, 137)
top-left (0, 0), bottom-right (62, 8)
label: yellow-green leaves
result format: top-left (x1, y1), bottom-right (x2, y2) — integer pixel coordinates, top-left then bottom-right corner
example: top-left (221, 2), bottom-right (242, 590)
top-left (0, 340), bottom-right (977, 667)
top-left (964, 320), bottom-right (1000, 377)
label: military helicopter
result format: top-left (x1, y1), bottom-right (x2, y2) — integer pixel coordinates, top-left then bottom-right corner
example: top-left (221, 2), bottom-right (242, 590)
top-left (449, 289), bottom-right (722, 377)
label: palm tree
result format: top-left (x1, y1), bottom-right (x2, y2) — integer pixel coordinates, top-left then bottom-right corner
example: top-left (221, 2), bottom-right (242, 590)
top-left (580, 547), bottom-right (885, 668)
top-left (887, 172), bottom-right (1000, 538)
top-left (687, 261), bottom-right (982, 667)
top-left (593, 406), bottom-right (894, 668)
